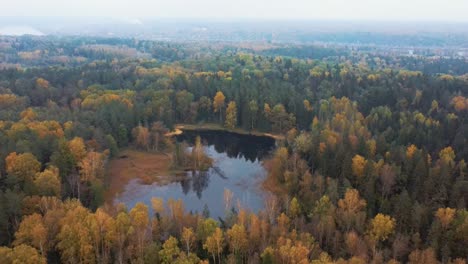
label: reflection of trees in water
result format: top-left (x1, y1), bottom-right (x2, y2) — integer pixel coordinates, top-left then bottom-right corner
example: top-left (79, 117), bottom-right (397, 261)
top-left (175, 130), bottom-right (274, 198)
top-left (180, 178), bottom-right (191, 195)
top-left (176, 130), bottom-right (274, 162)
top-left (192, 171), bottom-right (210, 198)
top-left (179, 171), bottom-right (210, 199)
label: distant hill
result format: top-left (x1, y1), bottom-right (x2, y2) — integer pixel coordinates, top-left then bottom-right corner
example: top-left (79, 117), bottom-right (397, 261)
top-left (0, 26), bottom-right (44, 36)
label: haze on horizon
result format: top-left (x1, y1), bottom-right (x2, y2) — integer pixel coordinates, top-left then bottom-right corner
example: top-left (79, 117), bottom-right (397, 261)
top-left (2, 0), bottom-right (468, 22)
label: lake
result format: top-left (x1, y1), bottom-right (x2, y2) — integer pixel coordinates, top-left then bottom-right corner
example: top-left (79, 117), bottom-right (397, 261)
top-left (112, 130), bottom-right (276, 219)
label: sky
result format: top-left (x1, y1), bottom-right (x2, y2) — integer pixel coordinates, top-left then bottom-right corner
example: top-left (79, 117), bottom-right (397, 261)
top-left (1, 0), bottom-right (468, 22)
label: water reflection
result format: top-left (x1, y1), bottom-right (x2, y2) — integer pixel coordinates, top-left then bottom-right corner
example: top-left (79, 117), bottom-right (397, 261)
top-left (114, 130), bottom-right (275, 219)
top-left (180, 171), bottom-right (210, 199)
top-left (176, 130), bottom-right (275, 162)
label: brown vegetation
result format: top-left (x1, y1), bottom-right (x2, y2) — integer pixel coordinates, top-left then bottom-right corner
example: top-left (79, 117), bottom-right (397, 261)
top-left (105, 149), bottom-right (173, 201)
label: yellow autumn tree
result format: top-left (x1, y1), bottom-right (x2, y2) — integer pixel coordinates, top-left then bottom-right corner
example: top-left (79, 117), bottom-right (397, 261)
top-left (88, 208), bottom-right (115, 263)
top-left (181, 227), bottom-right (196, 255)
top-left (68, 137), bottom-right (87, 163)
top-left (34, 166), bottom-right (61, 197)
top-left (5, 152), bottom-right (41, 191)
top-left (129, 202), bottom-right (150, 261)
top-left (368, 213), bottom-right (396, 243)
top-left (0, 244), bottom-right (46, 264)
top-left (132, 125), bottom-right (150, 150)
top-left (0, 94), bottom-right (25, 110)
top-left (337, 189), bottom-right (367, 231)
top-left (114, 211), bottom-right (132, 264)
top-left (204, 227), bottom-right (224, 264)
top-left (439, 146), bottom-right (455, 166)
top-left (451, 95), bottom-right (468, 112)
top-left (36, 77), bottom-right (50, 89)
top-left (213, 91), bottom-right (226, 123)
top-left (56, 204), bottom-right (94, 264)
top-left (151, 197), bottom-right (165, 216)
top-left (20, 108), bottom-right (37, 121)
top-left (408, 248), bottom-right (438, 264)
top-left (289, 197), bottom-right (301, 219)
top-left (352, 155), bottom-right (366, 178)
top-left (248, 214), bottom-right (261, 250)
top-left (435, 207), bottom-right (456, 229)
top-left (78, 151), bottom-right (106, 199)
top-left (277, 236), bottom-right (310, 264)
top-left (406, 144), bottom-right (418, 159)
top-left (159, 236), bottom-right (181, 264)
top-left (227, 224), bottom-right (248, 259)
top-left (225, 101), bottom-right (237, 129)
top-left (13, 213), bottom-right (48, 256)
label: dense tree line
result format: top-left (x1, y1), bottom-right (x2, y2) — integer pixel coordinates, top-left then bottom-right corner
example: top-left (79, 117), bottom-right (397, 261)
top-left (0, 36), bottom-right (466, 263)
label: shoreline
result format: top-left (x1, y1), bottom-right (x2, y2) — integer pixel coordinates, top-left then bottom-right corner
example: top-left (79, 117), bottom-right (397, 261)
top-left (167, 123), bottom-right (284, 140)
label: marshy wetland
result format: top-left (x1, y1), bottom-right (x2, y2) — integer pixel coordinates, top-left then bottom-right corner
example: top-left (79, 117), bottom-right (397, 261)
top-left (106, 130), bottom-right (275, 218)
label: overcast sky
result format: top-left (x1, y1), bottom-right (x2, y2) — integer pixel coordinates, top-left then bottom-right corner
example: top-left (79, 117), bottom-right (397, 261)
top-left (2, 0), bottom-right (468, 22)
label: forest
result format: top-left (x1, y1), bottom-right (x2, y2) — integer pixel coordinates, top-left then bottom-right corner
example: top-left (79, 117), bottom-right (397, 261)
top-left (0, 35), bottom-right (467, 264)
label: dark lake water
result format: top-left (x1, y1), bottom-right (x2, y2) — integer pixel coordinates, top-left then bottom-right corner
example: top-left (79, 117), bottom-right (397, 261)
top-left (113, 130), bottom-right (275, 219)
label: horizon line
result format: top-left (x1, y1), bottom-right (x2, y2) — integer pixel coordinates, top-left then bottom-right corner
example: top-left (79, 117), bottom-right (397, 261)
top-left (1, 16), bottom-right (468, 24)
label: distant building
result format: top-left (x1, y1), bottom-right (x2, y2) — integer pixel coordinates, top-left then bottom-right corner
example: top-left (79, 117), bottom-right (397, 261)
top-left (408, 50), bottom-right (414, 55)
